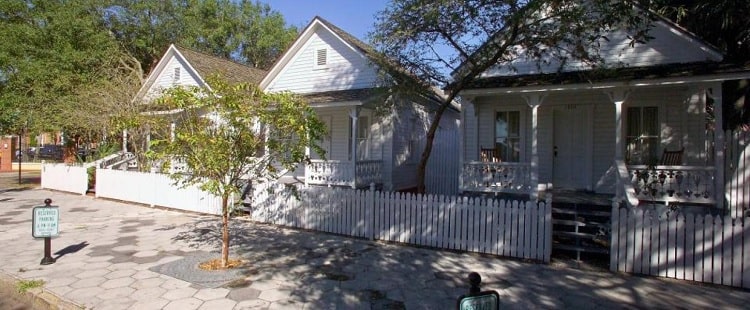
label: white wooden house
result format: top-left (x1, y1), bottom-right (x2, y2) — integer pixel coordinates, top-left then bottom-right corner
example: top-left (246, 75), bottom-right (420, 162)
top-left (458, 13), bottom-right (750, 211)
top-left (261, 16), bottom-right (460, 192)
top-left (129, 45), bottom-right (267, 171)
top-left (134, 44), bottom-right (266, 104)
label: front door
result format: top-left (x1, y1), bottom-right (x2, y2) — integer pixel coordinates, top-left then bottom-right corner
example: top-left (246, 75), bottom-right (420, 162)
top-left (553, 105), bottom-right (593, 190)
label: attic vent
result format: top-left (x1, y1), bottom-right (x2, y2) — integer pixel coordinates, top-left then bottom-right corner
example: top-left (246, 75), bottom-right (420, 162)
top-left (173, 67), bottom-right (181, 84)
top-left (315, 49), bottom-right (327, 67)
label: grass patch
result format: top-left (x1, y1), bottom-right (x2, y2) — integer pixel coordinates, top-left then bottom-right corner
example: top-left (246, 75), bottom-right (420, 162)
top-left (16, 279), bottom-right (44, 293)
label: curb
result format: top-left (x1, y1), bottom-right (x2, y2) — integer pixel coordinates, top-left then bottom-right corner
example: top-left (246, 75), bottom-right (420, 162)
top-left (0, 271), bottom-right (85, 310)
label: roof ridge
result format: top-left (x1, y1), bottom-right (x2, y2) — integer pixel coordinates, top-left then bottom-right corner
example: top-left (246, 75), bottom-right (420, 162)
top-left (174, 44), bottom-right (266, 74)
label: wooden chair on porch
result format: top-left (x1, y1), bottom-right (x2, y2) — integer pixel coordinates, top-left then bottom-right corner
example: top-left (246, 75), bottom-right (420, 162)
top-left (659, 147), bottom-right (684, 165)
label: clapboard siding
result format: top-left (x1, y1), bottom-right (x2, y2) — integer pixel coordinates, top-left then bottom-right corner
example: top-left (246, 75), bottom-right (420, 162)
top-left (143, 56), bottom-right (203, 102)
top-left (593, 99), bottom-right (616, 193)
top-left (267, 30), bottom-right (378, 94)
top-left (390, 105), bottom-right (420, 190)
top-left (483, 20), bottom-right (721, 77)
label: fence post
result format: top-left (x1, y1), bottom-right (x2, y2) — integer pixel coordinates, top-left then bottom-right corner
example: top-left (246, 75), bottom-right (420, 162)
top-left (368, 182), bottom-right (375, 241)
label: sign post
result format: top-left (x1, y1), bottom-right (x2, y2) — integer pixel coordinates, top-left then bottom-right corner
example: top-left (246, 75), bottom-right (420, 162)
top-left (456, 272), bottom-right (499, 310)
top-left (32, 198), bottom-right (59, 265)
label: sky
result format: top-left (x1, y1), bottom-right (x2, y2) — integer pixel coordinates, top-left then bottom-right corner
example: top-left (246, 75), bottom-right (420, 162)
top-left (265, 0), bottom-right (389, 42)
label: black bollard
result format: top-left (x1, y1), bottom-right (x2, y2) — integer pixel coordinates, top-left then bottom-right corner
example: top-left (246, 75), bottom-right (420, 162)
top-left (40, 198), bottom-right (56, 265)
top-left (468, 272), bottom-right (481, 295)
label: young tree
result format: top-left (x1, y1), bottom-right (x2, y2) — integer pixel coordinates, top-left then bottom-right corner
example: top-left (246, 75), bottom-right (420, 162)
top-left (149, 76), bottom-right (325, 267)
top-left (371, 0), bottom-right (653, 193)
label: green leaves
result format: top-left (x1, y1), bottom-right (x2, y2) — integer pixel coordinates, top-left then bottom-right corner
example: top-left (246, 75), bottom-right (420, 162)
top-left (149, 75), bottom-right (326, 203)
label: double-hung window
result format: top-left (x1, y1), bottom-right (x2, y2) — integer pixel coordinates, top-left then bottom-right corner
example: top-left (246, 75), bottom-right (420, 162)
top-left (626, 106), bottom-right (659, 165)
top-left (495, 111), bottom-right (521, 162)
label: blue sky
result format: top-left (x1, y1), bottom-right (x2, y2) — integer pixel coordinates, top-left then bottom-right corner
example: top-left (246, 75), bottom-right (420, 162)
top-left (265, 0), bottom-right (389, 41)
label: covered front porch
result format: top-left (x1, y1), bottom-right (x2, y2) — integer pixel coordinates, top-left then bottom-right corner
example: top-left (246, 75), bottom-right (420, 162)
top-left (297, 104), bottom-right (384, 189)
top-left (459, 79), bottom-right (729, 211)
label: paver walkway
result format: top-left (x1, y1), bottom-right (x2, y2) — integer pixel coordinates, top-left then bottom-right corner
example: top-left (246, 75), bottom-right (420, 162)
top-left (1, 189), bottom-right (749, 309)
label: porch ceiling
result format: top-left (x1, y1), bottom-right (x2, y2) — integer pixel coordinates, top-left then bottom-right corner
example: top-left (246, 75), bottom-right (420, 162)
top-left (462, 61), bottom-right (750, 95)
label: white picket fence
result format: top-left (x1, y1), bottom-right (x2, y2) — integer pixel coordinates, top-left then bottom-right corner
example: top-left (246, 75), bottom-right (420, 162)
top-left (95, 169), bottom-right (223, 215)
top-left (251, 183), bottom-right (552, 262)
top-left (40, 163), bottom-right (89, 195)
top-left (611, 206), bottom-right (749, 288)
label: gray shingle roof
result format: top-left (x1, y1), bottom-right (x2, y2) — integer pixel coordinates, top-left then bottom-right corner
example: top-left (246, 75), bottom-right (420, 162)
top-left (177, 47), bottom-right (267, 85)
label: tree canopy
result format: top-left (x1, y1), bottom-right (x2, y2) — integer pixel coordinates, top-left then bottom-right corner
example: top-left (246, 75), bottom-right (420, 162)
top-left (371, 0), bottom-right (653, 193)
top-left (0, 0), bottom-right (298, 142)
top-left (149, 76), bottom-right (326, 267)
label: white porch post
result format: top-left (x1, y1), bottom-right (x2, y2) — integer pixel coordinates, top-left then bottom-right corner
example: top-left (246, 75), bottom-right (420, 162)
top-left (606, 89), bottom-right (630, 202)
top-left (523, 94), bottom-right (545, 201)
top-left (459, 97), bottom-right (475, 192)
top-left (350, 107), bottom-right (360, 189)
top-left (122, 129), bottom-right (128, 153)
top-left (710, 84), bottom-right (725, 210)
top-left (170, 122), bottom-right (176, 142)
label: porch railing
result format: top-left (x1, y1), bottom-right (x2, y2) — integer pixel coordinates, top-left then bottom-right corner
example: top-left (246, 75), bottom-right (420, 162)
top-left (626, 164), bottom-right (716, 204)
top-left (306, 159), bottom-right (382, 188)
top-left (614, 160), bottom-right (640, 207)
top-left (460, 161), bottom-right (532, 194)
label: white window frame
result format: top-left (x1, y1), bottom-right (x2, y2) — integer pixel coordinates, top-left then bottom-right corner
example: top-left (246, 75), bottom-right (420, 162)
top-left (625, 105), bottom-right (661, 165)
top-left (493, 107), bottom-right (526, 162)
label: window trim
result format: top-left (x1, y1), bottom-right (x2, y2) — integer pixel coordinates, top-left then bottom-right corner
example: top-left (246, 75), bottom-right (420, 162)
top-left (493, 107), bottom-right (526, 163)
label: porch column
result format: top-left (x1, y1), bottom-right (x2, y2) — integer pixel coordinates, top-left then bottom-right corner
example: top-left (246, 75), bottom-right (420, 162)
top-left (459, 97), bottom-right (476, 192)
top-left (170, 122), bottom-right (176, 142)
top-left (523, 94), bottom-right (546, 201)
top-left (606, 89), bottom-right (630, 202)
top-left (122, 129), bottom-right (128, 153)
top-left (350, 107), bottom-right (360, 189)
top-left (710, 84), bottom-right (725, 210)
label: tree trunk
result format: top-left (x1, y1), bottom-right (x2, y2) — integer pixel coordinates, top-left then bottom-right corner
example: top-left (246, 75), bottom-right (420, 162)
top-left (221, 194), bottom-right (230, 268)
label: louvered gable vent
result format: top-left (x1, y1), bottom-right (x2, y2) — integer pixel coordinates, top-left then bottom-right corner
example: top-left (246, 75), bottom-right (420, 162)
top-left (316, 49), bottom-right (327, 67)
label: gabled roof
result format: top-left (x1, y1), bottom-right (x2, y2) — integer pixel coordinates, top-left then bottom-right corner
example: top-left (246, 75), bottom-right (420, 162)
top-left (133, 44), bottom-right (267, 102)
top-left (260, 16), bottom-right (457, 111)
top-left (178, 47), bottom-right (266, 85)
top-left (456, 4), bottom-right (730, 90)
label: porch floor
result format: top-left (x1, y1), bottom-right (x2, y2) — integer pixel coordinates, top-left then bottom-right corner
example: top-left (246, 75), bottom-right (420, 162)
top-left (542, 189), bottom-right (615, 207)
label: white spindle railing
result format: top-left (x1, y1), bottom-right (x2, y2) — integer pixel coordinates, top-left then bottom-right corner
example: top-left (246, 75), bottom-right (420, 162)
top-left (306, 159), bottom-right (382, 188)
top-left (460, 162), bottom-right (532, 194)
top-left (355, 160), bottom-right (382, 187)
top-left (627, 165), bottom-right (716, 204)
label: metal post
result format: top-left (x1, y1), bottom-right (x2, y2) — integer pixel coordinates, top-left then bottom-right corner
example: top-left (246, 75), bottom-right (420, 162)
top-left (40, 198), bottom-right (56, 265)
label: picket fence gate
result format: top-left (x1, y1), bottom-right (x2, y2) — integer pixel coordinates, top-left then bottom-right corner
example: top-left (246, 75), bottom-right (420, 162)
top-left (611, 206), bottom-right (750, 288)
top-left (251, 183), bottom-right (552, 262)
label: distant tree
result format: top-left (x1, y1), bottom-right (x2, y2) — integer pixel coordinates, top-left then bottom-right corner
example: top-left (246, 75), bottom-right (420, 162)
top-left (149, 76), bottom-right (326, 267)
top-left (0, 0), bottom-right (135, 143)
top-left (371, 0), bottom-right (653, 193)
top-left (103, 0), bottom-right (298, 72)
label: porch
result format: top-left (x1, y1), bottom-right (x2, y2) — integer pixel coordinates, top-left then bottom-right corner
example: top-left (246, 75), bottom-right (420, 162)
top-left (304, 159), bottom-right (383, 189)
top-left (461, 161), bottom-right (718, 206)
top-left (459, 84), bottom-right (728, 212)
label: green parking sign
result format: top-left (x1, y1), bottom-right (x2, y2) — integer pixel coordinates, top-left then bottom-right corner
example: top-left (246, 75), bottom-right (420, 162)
top-left (457, 291), bottom-right (499, 310)
top-left (32, 206), bottom-right (59, 238)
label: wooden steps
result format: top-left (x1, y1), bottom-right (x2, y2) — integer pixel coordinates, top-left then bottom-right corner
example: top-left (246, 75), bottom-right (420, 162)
top-left (551, 202), bottom-right (611, 260)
